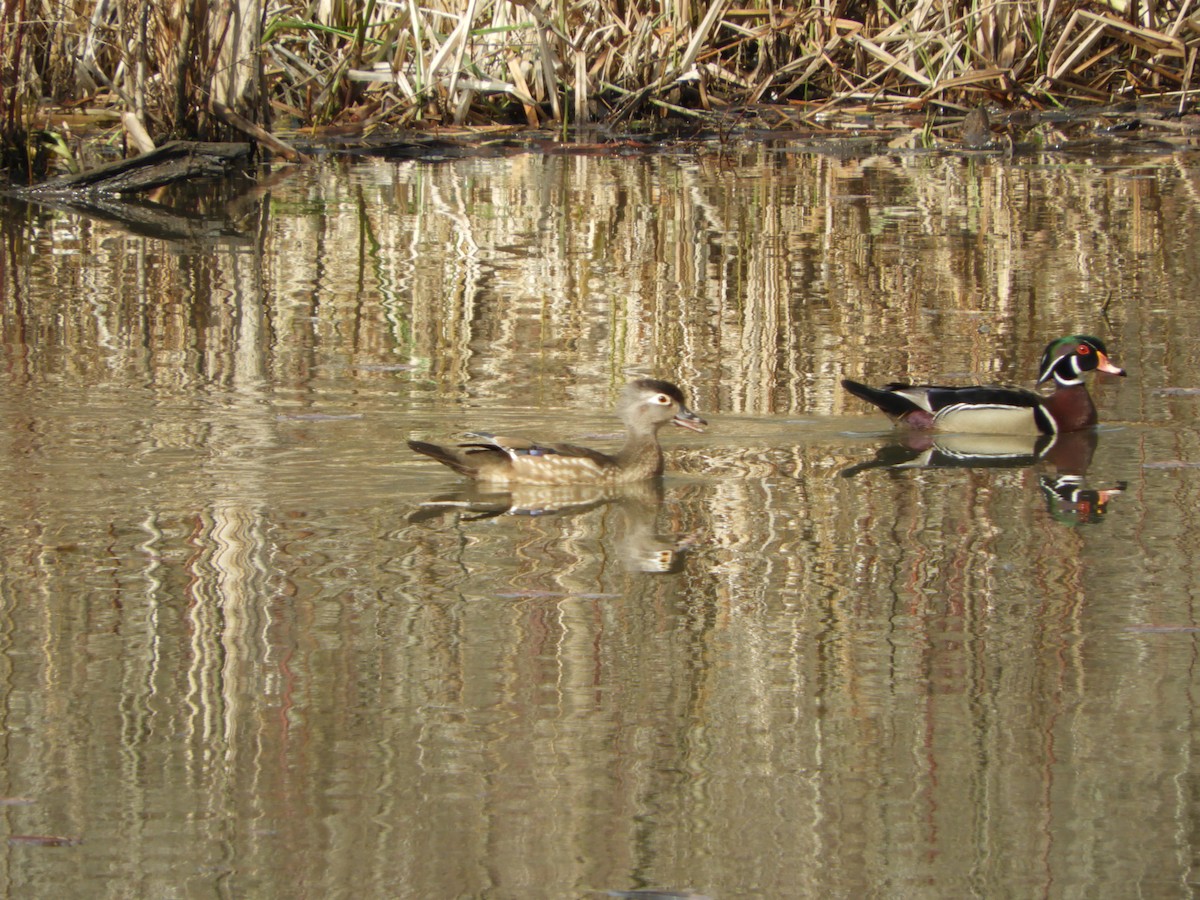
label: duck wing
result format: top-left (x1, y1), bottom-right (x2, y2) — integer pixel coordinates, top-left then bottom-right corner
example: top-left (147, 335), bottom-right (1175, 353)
top-left (844, 380), bottom-right (1051, 434)
top-left (910, 384), bottom-right (1043, 413)
top-left (914, 385), bottom-right (1049, 434)
top-left (459, 432), bottom-right (617, 466)
top-left (449, 431), bottom-right (627, 483)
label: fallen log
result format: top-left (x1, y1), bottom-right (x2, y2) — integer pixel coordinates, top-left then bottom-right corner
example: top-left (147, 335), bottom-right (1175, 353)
top-left (15, 140), bottom-right (252, 196)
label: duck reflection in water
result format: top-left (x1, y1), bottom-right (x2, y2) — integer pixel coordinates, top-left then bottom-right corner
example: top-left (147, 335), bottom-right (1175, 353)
top-left (1040, 470), bottom-right (1125, 526)
top-left (841, 429), bottom-right (1125, 526)
top-left (409, 480), bottom-right (699, 573)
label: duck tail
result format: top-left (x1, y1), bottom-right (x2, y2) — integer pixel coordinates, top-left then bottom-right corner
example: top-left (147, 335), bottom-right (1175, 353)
top-left (841, 379), bottom-right (919, 419)
top-left (407, 439), bottom-right (478, 478)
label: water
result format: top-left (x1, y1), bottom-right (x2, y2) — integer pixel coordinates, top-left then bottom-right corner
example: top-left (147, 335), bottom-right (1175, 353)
top-left (0, 143), bottom-right (1198, 897)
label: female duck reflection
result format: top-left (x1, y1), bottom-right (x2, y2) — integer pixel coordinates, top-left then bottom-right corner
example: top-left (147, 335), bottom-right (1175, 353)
top-left (409, 480), bottom-right (700, 574)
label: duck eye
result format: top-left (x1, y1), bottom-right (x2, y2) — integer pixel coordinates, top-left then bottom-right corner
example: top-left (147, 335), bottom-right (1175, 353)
top-left (654, 394), bottom-right (671, 405)
top-left (1077, 344), bottom-right (1091, 355)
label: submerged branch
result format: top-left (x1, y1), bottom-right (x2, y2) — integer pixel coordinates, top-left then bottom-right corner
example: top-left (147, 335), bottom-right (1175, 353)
top-left (15, 141), bottom-right (251, 196)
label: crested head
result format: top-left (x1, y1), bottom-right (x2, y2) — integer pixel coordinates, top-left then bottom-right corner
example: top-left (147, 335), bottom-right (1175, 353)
top-left (1037, 335), bottom-right (1125, 386)
top-left (618, 379), bottom-right (706, 434)
top-left (625, 378), bottom-right (688, 405)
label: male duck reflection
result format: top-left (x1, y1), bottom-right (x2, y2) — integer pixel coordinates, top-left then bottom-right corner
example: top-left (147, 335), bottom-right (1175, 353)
top-left (839, 427), bottom-right (1126, 523)
top-left (407, 378), bottom-right (706, 485)
top-left (842, 335), bottom-right (1126, 434)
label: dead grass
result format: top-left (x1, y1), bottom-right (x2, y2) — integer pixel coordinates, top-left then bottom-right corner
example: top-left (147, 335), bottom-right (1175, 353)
top-left (5, 0), bottom-right (1200, 171)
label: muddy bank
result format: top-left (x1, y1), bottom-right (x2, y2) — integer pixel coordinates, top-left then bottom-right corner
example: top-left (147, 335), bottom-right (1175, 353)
top-left (16, 99), bottom-right (1200, 189)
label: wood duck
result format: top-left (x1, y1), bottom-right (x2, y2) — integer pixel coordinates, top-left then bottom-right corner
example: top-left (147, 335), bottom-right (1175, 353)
top-left (407, 378), bottom-right (706, 485)
top-left (841, 335), bottom-right (1126, 435)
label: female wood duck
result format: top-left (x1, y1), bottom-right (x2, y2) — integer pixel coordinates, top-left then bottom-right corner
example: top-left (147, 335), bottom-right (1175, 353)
top-left (407, 379), bottom-right (706, 485)
top-left (842, 335), bottom-right (1126, 434)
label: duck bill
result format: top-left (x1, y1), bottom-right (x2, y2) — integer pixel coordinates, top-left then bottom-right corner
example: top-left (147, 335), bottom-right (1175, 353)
top-left (1097, 352), bottom-right (1127, 377)
top-left (672, 410), bottom-right (707, 433)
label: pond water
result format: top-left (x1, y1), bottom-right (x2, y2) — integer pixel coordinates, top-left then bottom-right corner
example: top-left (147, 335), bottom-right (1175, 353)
top-left (0, 139), bottom-right (1198, 897)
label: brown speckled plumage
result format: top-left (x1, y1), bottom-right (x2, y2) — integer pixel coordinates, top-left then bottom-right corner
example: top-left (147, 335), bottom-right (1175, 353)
top-left (407, 379), bottom-right (706, 485)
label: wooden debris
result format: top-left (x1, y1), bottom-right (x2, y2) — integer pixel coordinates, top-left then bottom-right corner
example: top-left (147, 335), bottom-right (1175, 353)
top-left (210, 101), bottom-right (311, 164)
top-left (17, 141), bottom-right (251, 196)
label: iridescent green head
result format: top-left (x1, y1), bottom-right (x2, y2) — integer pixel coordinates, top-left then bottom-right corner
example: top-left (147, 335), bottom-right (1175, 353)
top-left (1037, 335), bottom-right (1126, 385)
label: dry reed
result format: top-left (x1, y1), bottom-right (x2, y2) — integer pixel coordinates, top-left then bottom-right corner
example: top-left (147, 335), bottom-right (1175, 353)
top-left (4, 0), bottom-right (1200, 174)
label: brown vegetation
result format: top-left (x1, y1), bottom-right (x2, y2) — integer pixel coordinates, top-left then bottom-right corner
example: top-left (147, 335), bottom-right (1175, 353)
top-left (3, 0), bottom-right (1200, 178)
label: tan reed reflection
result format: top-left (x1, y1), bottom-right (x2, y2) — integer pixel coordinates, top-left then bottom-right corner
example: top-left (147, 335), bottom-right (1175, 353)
top-left (0, 146), bottom-right (1197, 895)
top-left (1, 148), bottom-right (1185, 431)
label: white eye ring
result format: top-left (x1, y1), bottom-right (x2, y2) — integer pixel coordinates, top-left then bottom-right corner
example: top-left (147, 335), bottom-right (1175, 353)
top-left (653, 394), bottom-right (671, 405)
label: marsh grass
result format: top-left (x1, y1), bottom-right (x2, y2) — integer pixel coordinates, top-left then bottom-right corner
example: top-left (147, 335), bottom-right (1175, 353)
top-left (4, 0), bottom-right (1200, 174)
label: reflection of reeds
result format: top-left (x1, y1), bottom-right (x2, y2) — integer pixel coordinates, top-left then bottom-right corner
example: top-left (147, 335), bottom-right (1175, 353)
top-left (6, 1), bottom-right (1200, 162)
top-left (0, 147), bottom-right (1179, 420)
top-left (0, 139), bottom-right (1195, 897)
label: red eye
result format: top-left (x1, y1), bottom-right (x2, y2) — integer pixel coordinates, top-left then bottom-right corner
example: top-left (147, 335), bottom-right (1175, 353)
top-left (1077, 344), bottom-right (1091, 354)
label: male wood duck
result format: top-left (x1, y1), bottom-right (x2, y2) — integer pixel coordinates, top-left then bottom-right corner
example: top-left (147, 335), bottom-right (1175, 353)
top-left (841, 335), bottom-right (1126, 435)
top-left (406, 378), bottom-right (706, 485)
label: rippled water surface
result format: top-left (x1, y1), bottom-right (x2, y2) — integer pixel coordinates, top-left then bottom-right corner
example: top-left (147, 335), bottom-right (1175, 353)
top-left (1, 142), bottom-right (1199, 897)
